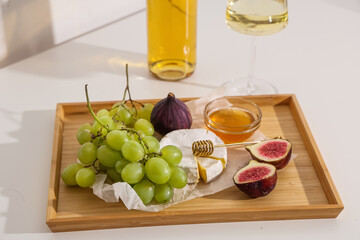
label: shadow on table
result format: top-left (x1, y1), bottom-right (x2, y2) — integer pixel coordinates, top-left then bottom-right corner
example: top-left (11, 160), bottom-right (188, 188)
top-left (8, 42), bottom-right (150, 80)
top-left (8, 42), bottom-right (217, 90)
top-left (0, 108), bottom-right (54, 233)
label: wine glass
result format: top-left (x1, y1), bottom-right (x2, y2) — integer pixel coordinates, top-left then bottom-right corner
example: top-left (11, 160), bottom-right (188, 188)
top-left (224, 0), bottom-right (288, 95)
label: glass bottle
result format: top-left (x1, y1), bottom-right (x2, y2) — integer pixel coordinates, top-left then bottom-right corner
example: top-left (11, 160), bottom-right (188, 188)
top-left (147, 0), bottom-right (197, 81)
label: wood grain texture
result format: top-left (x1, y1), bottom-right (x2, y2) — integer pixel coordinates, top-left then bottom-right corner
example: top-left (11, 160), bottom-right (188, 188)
top-left (46, 94), bottom-right (343, 232)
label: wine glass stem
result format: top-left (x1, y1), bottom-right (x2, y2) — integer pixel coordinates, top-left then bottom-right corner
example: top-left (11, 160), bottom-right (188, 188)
top-left (247, 36), bottom-right (257, 94)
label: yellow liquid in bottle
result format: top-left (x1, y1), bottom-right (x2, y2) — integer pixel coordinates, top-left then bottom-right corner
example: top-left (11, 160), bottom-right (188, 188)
top-left (147, 0), bottom-right (197, 80)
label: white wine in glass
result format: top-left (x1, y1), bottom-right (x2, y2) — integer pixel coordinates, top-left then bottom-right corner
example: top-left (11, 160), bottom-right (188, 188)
top-left (224, 0), bottom-right (288, 95)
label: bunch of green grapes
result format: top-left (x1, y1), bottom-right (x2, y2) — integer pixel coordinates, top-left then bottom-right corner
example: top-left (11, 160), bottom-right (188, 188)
top-left (61, 102), bottom-right (187, 205)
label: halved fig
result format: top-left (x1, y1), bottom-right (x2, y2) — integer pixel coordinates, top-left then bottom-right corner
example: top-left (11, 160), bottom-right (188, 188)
top-left (233, 160), bottom-right (277, 198)
top-left (245, 138), bottom-right (292, 170)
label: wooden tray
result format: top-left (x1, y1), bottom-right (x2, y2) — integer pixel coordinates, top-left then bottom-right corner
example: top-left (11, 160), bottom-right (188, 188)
top-left (46, 94), bottom-right (343, 232)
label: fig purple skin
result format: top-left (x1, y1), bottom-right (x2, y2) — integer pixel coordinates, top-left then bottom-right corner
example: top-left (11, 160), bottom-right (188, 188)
top-left (233, 160), bottom-right (277, 198)
top-left (150, 93), bottom-right (192, 135)
top-left (245, 138), bottom-right (292, 170)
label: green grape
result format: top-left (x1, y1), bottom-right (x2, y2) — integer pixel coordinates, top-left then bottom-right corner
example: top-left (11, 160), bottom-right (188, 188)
top-left (125, 105), bottom-right (137, 127)
top-left (115, 158), bottom-right (130, 174)
top-left (145, 157), bottom-right (171, 184)
top-left (97, 144), bottom-right (122, 168)
top-left (137, 104), bottom-right (154, 122)
top-left (168, 167), bottom-right (187, 188)
top-left (116, 107), bottom-right (134, 126)
top-left (96, 109), bottom-right (109, 118)
top-left (144, 103), bottom-right (154, 112)
top-left (99, 163), bottom-right (108, 171)
top-left (124, 105), bottom-right (137, 115)
top-left (115, 122), bottom-right (125, 130)
top-left (76, 128), bottom-right (92, 145)
top-left (92, 120), bottom-right (102, 134)
top-left (143, 136), bottom-right (160, 153)
top-left (92, 136), bottom-right (100, 146)
top-left (92, 136), bottom-right (107, 147)
top-left (92, 158), bottom-right (100, 169)
top-left (76, 168), bottom-right (96, 187)
top-left (78, 142), bottom-right (97, 165)
top-left (160, 145), bottom-right (182, 167)
top-left (121, 162), bottom-right (145, 184)
top-left (109, 106), bottom-right (119, 117)
top-left (92, 116), bottom-right (115, 135)
top-left (134, 119), bottom-right (154, 136)
top-left (100, 116), bottom-right (116, 129)
top-left (137, 108), bottom-right (146, 120)
top-left (92, 127), bottom-right (107, 137)
top-left (154, 183), bottom-right (173, 203)
top-left (61, 163), bottom-right (84, 186)
top-left (78, 123), bottom-right (92, 132)
top-left (99, 116), bottom-right (115, 130)
top-left (77, 123), bottom-right (93, 144)
top-left (112, 102), bottom-right (121, 108)
top-left (122, 140), bottom-right (145, 162)
top-left (107, 130), bottom-right (130, 151)
top-left (131, 130), bottom-right (146, 142)
top-left (133, 179), bottom-right (155, 205)
top-left (91, 123), bottom-right (107, 137)
top-left (106, 168), bottom-right (123, 183)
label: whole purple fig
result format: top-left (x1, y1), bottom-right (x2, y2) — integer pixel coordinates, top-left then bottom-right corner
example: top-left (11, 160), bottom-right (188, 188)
top-left (150, 93), bottom-right (192, 135)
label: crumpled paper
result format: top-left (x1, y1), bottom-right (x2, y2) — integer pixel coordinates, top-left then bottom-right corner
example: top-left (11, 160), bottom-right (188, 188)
top-left (91, 91), bottom-right (272, 212)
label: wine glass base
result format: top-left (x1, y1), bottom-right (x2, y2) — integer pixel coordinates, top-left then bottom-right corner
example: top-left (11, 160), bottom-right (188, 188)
top-left (221, 77), bottom-right (278, 96)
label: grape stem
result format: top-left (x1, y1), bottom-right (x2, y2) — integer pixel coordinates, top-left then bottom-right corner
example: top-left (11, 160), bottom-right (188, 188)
top-left (122, 64), bottom-right (138, 115)
top-left (85, 84), bottom-right (110, 132)
top-left (83, 159), bottom-right (102, 174)
top-left (145, 152), bottom-right (162, 158)
top-left (85, 65), bottom-right (152, 166)
top-left (124, 99), bottom-right (144, 107)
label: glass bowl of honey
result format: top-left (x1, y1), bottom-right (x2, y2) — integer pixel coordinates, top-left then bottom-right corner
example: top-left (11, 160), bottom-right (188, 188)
top-left (204, 97), bottom-right (262, 143)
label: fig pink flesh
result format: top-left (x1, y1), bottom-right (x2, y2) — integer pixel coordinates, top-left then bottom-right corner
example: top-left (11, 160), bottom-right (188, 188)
top-left (237, 167), bottom-right (271, 182)
top-left (258, 141), bottom-right (288, 158)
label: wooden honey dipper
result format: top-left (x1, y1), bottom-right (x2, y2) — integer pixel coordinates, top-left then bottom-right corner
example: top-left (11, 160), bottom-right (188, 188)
top-left (192, 140), bottom-right (261, 157)
top-left (192, 137), bottom-right (283, 157)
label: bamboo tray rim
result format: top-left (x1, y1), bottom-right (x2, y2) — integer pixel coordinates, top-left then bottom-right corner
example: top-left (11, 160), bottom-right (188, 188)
top-left (46, 94), bottom-right (343, 232)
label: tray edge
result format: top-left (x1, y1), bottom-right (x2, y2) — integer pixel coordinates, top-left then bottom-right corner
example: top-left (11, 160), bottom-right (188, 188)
top-left (46, 94), bottom-right (344, 231)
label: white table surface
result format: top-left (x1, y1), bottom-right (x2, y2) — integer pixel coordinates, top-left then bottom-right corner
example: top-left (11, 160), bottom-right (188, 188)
top-left (1, 0), bottom-right (360, 239)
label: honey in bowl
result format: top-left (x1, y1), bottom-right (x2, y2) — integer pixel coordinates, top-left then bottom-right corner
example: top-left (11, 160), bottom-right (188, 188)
top-left (204, 97), bottom-right (262, 144)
